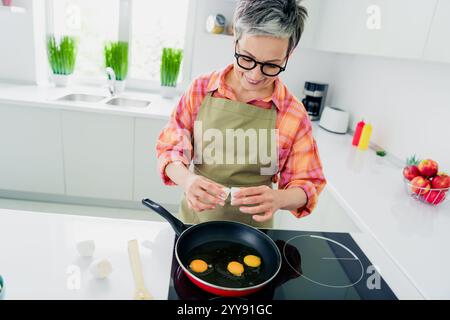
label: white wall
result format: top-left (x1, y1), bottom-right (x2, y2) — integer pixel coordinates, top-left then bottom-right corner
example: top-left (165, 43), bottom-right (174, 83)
top-left (280, 48), bottom-right (337, 102)
top-left (0, 0), bottom-right (46, 84)
top-left (331, 54), bottom-right (450, 170)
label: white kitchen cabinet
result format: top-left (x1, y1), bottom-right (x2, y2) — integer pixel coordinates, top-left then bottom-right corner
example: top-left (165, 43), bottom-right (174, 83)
top-left (61, 111), bottom-right (134, 200)
top-left (314, 0), bottom-right (437, 60)
top-left (423, 0), bottom-right (450, 63)
top-left (297, 0), bottom-right (323, 50)
top-left (189, 0), bottom-right (236, 78)
top-left (133, 118), bottom-right (183, 205)
top-left (0, 104), bottom-right (65, 194)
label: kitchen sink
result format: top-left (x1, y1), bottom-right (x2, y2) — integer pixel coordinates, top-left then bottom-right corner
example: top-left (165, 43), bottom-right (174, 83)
top-left (55, 93), bottom-right (151, 108)
top-left (56, 93), bottom-right (106, 103)
top-left (105, 97), bottom-right (151, 108)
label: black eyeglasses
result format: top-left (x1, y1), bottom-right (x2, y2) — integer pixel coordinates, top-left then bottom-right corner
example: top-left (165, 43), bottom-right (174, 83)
top-left (234, 41), bottom-right (288, 77)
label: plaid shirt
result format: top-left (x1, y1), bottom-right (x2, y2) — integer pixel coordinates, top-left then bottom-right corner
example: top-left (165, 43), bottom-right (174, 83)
top-left (157, 63), bottom-right (326, 218)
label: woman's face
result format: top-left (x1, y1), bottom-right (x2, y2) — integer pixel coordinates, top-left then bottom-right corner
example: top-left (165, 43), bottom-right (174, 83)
top-left (233, 34), bottom-right (289, 94)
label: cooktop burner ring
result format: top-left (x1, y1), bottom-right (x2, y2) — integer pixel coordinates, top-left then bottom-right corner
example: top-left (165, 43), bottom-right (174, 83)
top-left (283, 234), bottom-right (365, 289)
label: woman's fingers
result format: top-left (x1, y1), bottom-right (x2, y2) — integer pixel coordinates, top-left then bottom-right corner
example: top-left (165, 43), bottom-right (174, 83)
top-left (199, 178), bottom-right (227, 200)
top-left (188, 197), bottom-right (215, 211)
top-left (237, 198), bottom-right (275, 222)
top-left (184, 174), bottom-right (227, 212)
top-left (232, 186), bottom-right (279, 222)
top-left (239, 203), bottom-right (271, 215)
top-left (194, 189), bottom-right (225, 206)
top-left (234, 185), bottom-right (269, 198)
top-left (187, 198), bottom-right (198, 211)
top-left (232, 195), bottom-right (265, 206)
top-left (252, 211), bottom-right (274, 222)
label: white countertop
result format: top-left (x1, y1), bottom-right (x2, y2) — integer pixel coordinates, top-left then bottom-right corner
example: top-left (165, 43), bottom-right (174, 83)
top-left (0, 210), bottom-right (175, 300)
top-left (312, 123), bottom-right (449, 299)
top-left (0, 207), bottom-right (422, 300)
top-left (0, 82), bottom-right (178, 119)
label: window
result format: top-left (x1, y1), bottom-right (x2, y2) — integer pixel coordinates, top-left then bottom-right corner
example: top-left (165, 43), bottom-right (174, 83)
top-left (48, 0), bottom-right (120, 79)
top-left (47, 0), bottom-right (190, 86)
top-left (130, 0), bottom-right (189, 82)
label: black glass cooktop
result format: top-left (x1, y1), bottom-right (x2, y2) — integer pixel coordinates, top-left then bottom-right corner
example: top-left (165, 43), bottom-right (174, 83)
top-left (167, 229), bottom-right (397, 300)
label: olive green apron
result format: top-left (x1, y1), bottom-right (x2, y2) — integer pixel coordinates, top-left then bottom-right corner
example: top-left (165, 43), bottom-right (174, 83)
top-left (179, 92), bottom-right (277, 228)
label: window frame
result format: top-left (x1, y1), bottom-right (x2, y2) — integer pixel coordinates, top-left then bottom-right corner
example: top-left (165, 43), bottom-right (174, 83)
top-left (45, 0), bottom-right (194, 93)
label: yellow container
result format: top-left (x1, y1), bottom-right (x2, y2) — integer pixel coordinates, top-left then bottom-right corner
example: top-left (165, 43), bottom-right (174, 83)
top-left (358, 123), bottom-right (372, 150)
top-left (206, 14), bottom-right (226, 34)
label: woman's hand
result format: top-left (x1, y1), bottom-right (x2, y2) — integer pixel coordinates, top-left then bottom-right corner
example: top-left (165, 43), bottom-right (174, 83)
top-left (232, 185), bottom-right (282, 222)
top-left (233, 186), bottom-right (308, 222)
top-left (183, 173), bottom-right (227, 212)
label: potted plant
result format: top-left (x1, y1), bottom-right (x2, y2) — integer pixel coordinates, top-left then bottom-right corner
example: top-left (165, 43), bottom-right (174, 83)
top-left (160, 47), bottom-right (183, 98)
top-left (47, 35), bottom-right (78, 87)
top-left (104, 41), bottom-right (129, 94)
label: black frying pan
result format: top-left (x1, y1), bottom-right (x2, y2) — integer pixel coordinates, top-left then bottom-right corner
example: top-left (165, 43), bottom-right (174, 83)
top-left (141, 198), bottom-right (282, 297)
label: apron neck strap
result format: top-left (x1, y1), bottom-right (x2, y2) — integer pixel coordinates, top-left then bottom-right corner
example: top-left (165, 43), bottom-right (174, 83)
top-left (207, 90), bottom-right (276, 110)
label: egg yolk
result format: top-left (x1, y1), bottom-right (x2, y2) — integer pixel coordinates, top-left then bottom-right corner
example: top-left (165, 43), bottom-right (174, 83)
top-left (244, 255), bottom-right (261, 268)
top-left (189, 259), bottom-right (208, 273)
top-left (227, 261), bottom-right (244, 276)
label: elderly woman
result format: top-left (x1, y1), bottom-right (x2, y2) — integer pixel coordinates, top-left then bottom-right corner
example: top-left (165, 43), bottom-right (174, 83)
top-left (157, 0), bottom-right (326, 228)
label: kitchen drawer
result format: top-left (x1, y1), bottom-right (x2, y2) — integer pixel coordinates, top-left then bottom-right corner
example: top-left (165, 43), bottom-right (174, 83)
top-left (61, 111), bottom-right (134, 200)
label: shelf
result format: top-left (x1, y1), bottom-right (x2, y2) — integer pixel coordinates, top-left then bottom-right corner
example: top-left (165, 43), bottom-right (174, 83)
top-left (204, 32), bottom-right (234, 39)
top-left (0, 5), bottom-right (26, 13)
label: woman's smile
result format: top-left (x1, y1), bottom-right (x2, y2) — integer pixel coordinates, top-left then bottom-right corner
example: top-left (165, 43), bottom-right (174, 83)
top-left (244, 75), bottom-right (264, 86)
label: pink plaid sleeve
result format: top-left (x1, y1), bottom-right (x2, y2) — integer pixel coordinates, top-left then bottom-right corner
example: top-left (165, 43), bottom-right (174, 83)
top-left (156, 78), bottom-right (208, 185)
top-left (278, 116), bottom-right (327, 218)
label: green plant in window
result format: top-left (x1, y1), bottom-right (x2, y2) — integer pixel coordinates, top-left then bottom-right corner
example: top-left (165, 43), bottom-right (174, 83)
top-left (47, 35), bottom-right (78, 75)
top-left (104, 41), bottom-right (129, 81)
top-left (160, 48), bottom-right (183, 87)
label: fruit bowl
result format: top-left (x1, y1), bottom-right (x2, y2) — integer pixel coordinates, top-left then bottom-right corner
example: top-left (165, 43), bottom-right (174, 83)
top-left (403, 178), bottom-right (448, 206)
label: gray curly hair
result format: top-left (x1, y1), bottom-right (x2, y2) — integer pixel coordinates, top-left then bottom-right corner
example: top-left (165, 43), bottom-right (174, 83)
top-left (233, 0), bottom-right (308, 54)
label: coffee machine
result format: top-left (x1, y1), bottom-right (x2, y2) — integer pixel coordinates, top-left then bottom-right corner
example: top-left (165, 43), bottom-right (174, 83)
top-left (302, 82), bottom-right (329, 121)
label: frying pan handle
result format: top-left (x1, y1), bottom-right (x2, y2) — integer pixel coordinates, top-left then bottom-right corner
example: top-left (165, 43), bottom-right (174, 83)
top-left (141, 198), bottom-right (187, 236)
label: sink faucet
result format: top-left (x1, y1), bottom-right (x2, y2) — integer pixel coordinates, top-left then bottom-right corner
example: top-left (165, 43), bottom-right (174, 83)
top-left (105, 67), bottom-right (116, 97)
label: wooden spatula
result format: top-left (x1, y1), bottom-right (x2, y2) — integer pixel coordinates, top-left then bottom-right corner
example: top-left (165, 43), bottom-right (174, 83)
top-left (128, 239), bottom-right (153, 300)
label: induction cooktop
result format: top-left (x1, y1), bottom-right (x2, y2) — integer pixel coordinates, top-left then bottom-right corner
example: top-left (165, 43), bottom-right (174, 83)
top-left (167, 229), bottom-right (397, 300)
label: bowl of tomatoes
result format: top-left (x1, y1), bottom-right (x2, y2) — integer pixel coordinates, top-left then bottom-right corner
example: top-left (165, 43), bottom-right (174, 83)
top-left (403, 156), bottom-right (449, 206)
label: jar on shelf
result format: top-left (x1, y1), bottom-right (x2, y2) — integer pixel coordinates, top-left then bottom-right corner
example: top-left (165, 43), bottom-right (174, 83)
top-left (206, 14), bottom-right (226, 34)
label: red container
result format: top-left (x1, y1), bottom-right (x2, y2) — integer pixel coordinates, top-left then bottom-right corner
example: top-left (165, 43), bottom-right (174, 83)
top-left (352, 120), bottom-right (365, 146)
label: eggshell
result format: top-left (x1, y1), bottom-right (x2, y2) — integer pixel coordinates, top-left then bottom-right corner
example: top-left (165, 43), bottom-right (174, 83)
top-left (221, 187), bottom-right (231, 200)
top-left (76, 240), bottom-right (95, 257)
top-left (89, 258), bottom-right (112, 279)
top-left (230, 187), bottom-right (240, 205)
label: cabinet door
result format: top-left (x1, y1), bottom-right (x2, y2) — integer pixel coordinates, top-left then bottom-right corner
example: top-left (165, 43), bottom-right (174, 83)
top-left (423, 0), bottom-right (450, 63)
top-left (133, 118), bottom-right (183, 205)
top-left (315, 0), bottom-right (436, 59)
top-left (62, 111), bottom-right (134, 200)
top-left (298, 0), bottom-right (324, 50)
top-left (0, 104), bottom-right (65, 194)
top-left (189, 0), bottom-right (236, 78)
